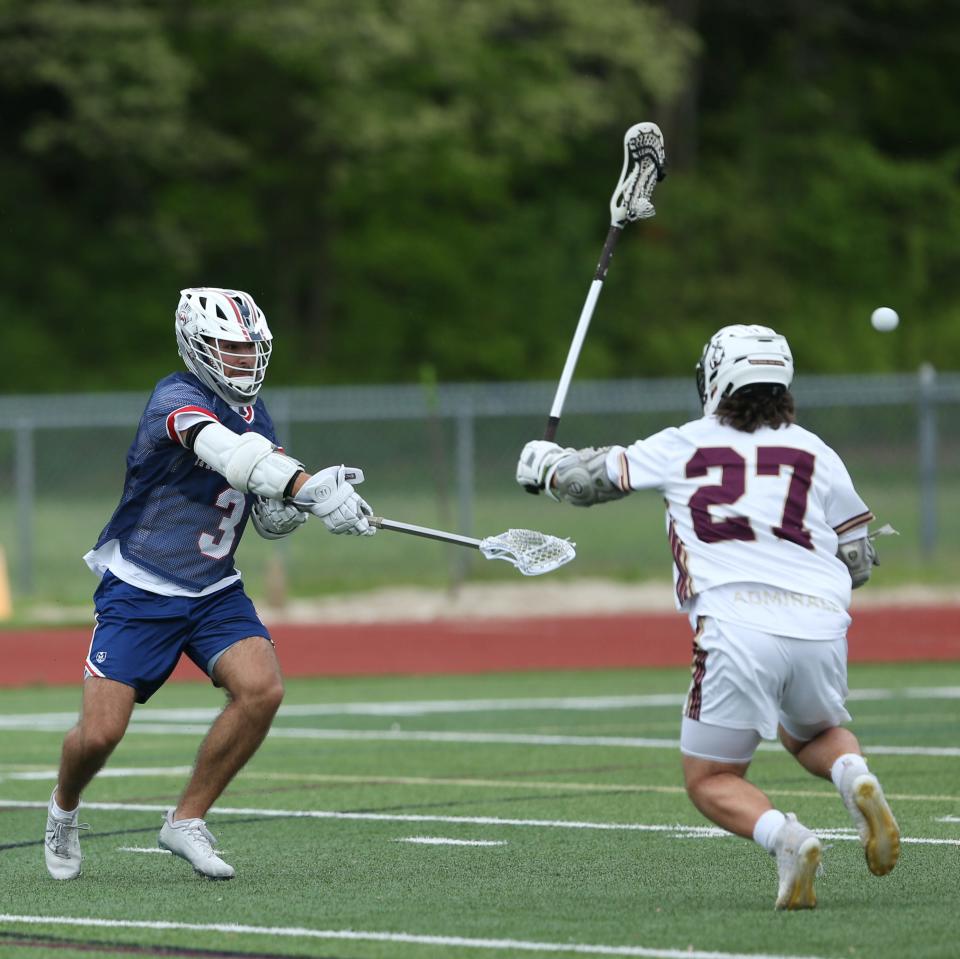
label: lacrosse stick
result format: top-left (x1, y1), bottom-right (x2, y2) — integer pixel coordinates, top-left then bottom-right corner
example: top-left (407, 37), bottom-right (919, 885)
top-left (525, 121), bottom-right (666, 493)
top-left (368, 516), bottom-right (575, 576)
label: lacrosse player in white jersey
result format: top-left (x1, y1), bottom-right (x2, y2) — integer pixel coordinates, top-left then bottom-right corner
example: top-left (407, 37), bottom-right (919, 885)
top-left (517, 324), bottom-right (900, 910)
top-left (44, 287), bottom-right (377, 883)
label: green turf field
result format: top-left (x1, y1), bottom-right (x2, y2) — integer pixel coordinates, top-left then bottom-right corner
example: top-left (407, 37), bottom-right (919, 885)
top-left (1, 662), bottom-right (959, 958)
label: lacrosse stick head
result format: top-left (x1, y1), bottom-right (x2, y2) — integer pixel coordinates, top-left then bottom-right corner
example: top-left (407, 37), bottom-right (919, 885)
top-left (609, 122), bottom-right (667, 225)
top-left (478, 529), bottom-right (576, 577)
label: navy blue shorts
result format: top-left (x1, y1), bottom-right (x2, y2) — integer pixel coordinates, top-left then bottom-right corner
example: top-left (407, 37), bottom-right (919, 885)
top-left (85, 572), bottom-right (272, 703)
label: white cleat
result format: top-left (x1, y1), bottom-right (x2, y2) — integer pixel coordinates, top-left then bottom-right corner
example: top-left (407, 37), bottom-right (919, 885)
top-left (158, 809), bottom-right (235, 879)
top-left (842, 772), bottom-right (900, 876)
top-left (44, 789), bottom-right (87, 880)
top-left (773, 813), bottom-right (821, 910)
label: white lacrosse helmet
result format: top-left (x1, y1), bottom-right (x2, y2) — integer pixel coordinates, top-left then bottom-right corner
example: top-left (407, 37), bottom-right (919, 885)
top-left (175, 288), bottom-right (273, 405)
top-left (695, 324), bottom-right (793, 415)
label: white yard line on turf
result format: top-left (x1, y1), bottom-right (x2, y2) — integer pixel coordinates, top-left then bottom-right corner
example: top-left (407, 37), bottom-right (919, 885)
top-left (123, 724), bottom-right (960, 758)
top-left (1, 683), bottom-right (958, 730)
top-left (1, 713), bottom-right (958, 757)
top-left (395, 837), bottom-right (508, 846)
top-left (117, 847), bottom-right (171, 854)
top-left (2, 766), bottom-right (955, 804)
top-left (2, 766), bottom-right (193, 781)
top-left (0, 914), bottom-right (834, 959)
top-left (1, 722), bottom-right (958, 756)
top-left (137, 694), bottom-right (690, 720)
top-left (2, 798), bottom-right (959, 845)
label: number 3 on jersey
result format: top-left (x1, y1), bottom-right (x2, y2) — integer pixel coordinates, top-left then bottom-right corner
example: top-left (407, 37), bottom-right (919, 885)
top-left (199, 487), bottom-right (246, 559)
top-left (686, 446), bottom-right (814, 549)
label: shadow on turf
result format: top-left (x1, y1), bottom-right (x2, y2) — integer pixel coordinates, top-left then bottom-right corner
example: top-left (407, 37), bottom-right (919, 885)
top-left (0, 929), bottom-right (344, 959)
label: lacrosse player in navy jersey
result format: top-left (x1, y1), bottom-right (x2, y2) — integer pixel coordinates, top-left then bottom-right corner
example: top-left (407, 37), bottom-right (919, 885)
top-left (517, 325), bottom-right (901, 910)
top-left (44, 287), bottom-right (376, 882)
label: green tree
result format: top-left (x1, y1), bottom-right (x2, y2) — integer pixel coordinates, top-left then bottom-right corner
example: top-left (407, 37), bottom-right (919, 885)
top-left (0, 0), bottom-right (694, 389)
top-left (2, 0), bottom-right (959, 391)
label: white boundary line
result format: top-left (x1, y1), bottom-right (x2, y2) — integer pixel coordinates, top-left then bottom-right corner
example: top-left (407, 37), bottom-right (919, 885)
top-left (0, 914), bottom-right (832, 959)
top-left (396, 837), bottom-right (507, 846)
top-left (2, 684), bottom-right (959, 728)
top-left (2, 718), bottom-right (958, 757)
top-left (1, 766), bottom-right (955, 804)
top-left (2, 799), bottom-right (958, 845)
top-left (2, 766), bottom-right (193, 781)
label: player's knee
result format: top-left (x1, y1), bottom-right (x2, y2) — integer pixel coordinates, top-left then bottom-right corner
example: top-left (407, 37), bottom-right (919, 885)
top-left (79, 722), bottom-right (126, 758)
top-left (778, 725), bottom-right (805, 755)
top-left (681, 764), bottom-right (728, 815)
top-left (682, 768), bottom-right (705, 801)
top-left (261, 676), bottom-right (284, 715)
top-left (235, 674), bottom-right (284, 716)
top-left (682, 759), bottom-right (721, 797)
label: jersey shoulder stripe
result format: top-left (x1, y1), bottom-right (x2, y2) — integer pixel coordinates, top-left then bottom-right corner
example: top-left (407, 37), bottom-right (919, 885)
top-left (834, 510), bottom-right (875, 536)
top-left (165, 405), bottom-right (220, 445)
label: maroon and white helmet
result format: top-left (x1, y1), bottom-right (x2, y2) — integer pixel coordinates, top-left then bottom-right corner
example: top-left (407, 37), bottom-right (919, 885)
top-left (175, 288), bottom-right (272, 405)
top-left (695, 324), bottom-right (793, 415)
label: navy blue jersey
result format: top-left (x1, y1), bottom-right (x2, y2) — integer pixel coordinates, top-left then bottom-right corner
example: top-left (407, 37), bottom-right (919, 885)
top-left (93, 372), bottom-right (281, 590)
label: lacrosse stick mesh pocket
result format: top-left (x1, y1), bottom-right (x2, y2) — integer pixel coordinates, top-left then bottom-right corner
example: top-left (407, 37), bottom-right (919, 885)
top-left (478, 529), bottom-right (576, 576)
top-left (612, 124), bottom-right (666, 223)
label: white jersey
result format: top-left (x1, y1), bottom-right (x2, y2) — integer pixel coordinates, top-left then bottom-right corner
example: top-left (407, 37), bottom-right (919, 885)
top-left (605, 415), bottom-right (873, 639)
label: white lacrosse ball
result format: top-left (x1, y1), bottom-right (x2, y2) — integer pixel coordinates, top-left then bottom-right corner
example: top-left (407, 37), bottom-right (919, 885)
top-left (870, 306), bottom-right (899, 332)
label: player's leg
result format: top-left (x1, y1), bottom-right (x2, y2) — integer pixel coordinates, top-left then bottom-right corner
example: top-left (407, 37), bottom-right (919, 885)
top-left (681, 743), bottom-right (763, 838)
top-left (57, 677), bottom-right (137, 809)
top-left (46, 676), bottom-right (136, 879)
top-left (46, 571), bottom-right (178, 880)
top-left (779, 637), bottom-right (899, 876)
top-left (176, 634), bottom-right (284, 820)
top-left (778, 723), bottom-right (858, 777)
top-left (158, 584), bottom-right (284, 879)
top-left (682, 618), bottom-right (820, 909)
top-left (680, 726), bottom-right (821, 911)
top-left (158, 635), bottom-right (281, 879)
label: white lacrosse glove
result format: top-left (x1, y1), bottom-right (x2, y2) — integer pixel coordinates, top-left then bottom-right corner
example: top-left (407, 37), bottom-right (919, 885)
top-left (516, 440), bottom-right (576, 501)
top-left (293, 465), bottom-right (375, 536)
top-left (250, 496), bottom-right (308, 541)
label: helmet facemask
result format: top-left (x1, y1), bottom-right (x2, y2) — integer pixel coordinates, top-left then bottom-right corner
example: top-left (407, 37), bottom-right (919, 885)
top-left (175, 288), bottom-right (273, 405)
top-left (191, 335), bottom-right (272, 404)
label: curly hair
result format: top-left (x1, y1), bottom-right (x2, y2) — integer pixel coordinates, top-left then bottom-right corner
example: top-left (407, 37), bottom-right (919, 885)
top-left (715, 384), bottom-right (796, 432)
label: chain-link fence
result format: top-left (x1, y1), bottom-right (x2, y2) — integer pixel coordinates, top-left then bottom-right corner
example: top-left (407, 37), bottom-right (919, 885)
top-left (1, 369), bottom-right (958, 616)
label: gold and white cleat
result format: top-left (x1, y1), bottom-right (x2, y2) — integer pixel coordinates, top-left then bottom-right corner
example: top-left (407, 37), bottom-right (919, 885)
top-left (774, 813), bottom-right (822, 910)
top-left (850, 774), bottom-right (900, 876)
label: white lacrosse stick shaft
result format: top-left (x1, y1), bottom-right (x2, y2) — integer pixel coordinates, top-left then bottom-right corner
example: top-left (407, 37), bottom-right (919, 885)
top-left (538, 122), bottom-right (665, 449)
top-left (368, 516), bottom-right (482, 549)
top-left (545, 230), bottom-right (618, 439)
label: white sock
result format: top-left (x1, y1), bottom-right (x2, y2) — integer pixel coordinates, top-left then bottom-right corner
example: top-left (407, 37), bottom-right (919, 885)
top-left (831, 753), bottom-right (869, 791)
top-left (753, 809), bottom-right (787, 854)
top-left (50, 790), bottom-right (78, 819)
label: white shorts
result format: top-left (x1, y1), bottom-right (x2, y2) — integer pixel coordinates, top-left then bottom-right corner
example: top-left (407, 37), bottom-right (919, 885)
top-left (680, 616), bottom-right (851, 762)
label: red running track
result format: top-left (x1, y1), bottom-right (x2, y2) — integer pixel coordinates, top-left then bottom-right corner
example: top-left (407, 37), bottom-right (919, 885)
top-left (1, 606), bottom-right (958, 689)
